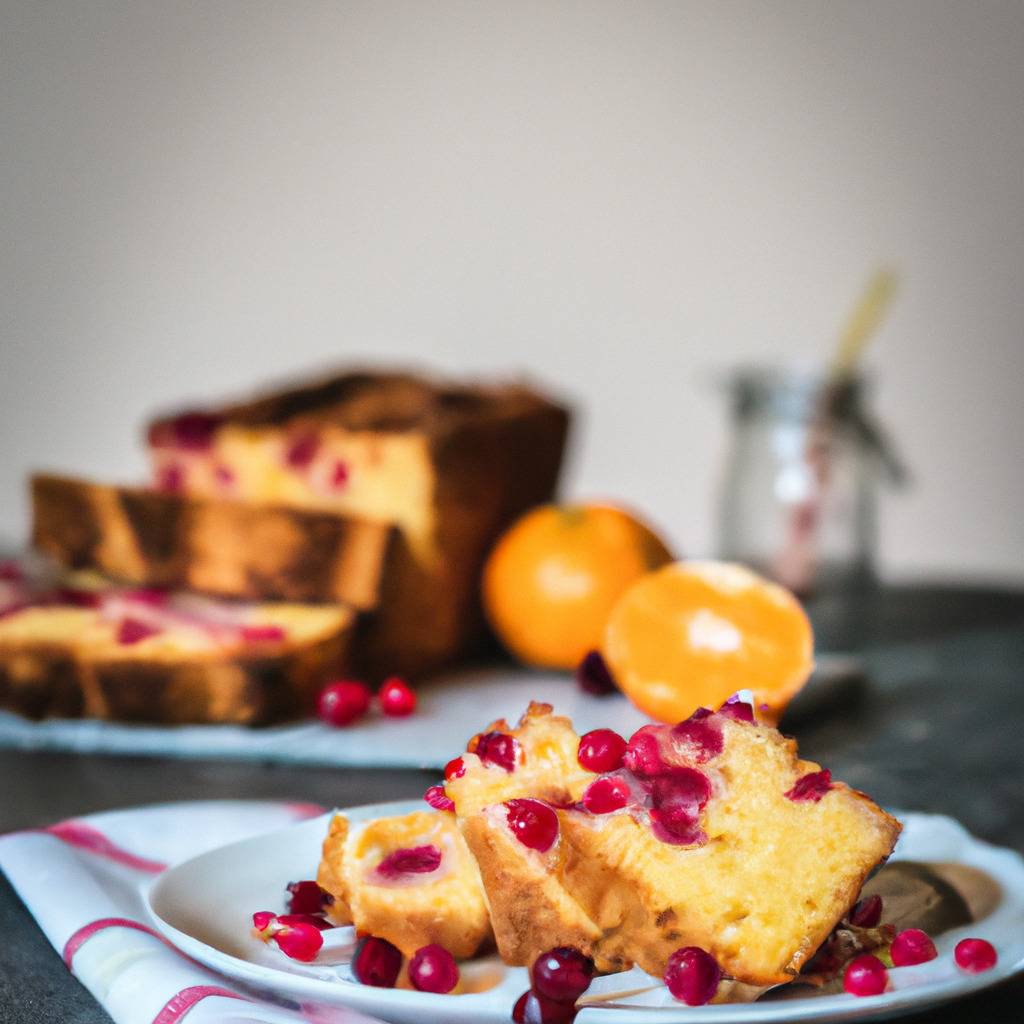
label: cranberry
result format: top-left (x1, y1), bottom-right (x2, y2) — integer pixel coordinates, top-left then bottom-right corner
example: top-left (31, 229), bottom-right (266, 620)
top-left (575, 650), bottom-right (618, 696)
top-left (353, 935), bottom-right (403, 987)
top-left (890, 928), bottom-right (937, 967)
top-left (669, 711), bottom-right (723, 763)
top-left (214, 464), bottom-right (235, 488)
top-left (577, 729), bottom-right (627, 773)
top-left (317, 680), bottom-right (371, 727)
top-left (375, 844), bottom-right (442, 879)
top-left (531, 946), bottom-right (594, 1004)
top-left (849, 894), bottom-right (883, 928)
top-left (954, 938), bottom-right (997, 973)
top-left (785, 769), bottom-right (834, 803)
top-left (475, 731), bottom-right (520, 772)
top-left (408, 944), bottom-right (459, 993)
top-left (506, 799), bottom-right (559, 852)
top-left (378, 676), bottom-right (417, 717)
top-left (718, 695), bottom-right (755, 723)
top-left (255, 915), bottom-right (324, 962)
top-left (116, 618), bottom-right (160, 645)
top-left (622, 725), bottom-right (667, 778)
top-left (581, 776), bottom-right (630, 814)
top-left (511, 991), bottom-right (575, 1024)
top-left (649, 769), bottom-right (710, 847)
top-left (165, 411), bottom-right (223, 450)
top-left (285, 434), bottom-right (320, 470)
top-left (664, 946), bottom-right (722, 1006)
top-left (424, 785), bottom-right (455, 812)
top-left (0, 561), bottom-right (24, 583)
top-left (286, 880), bottom-right (330, 915)
top-left (241, 624), bottom-right (287, 643)
top-left (330, 460), bottom-right (350, 490)
top-left (444, 756), bottom-right (466, 781)
top-left (155, 463), bottom-right (185, 492)
top-left (843, 954), bottom-right (888, 996)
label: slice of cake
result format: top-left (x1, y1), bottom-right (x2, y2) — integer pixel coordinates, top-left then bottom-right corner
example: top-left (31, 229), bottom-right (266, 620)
top-left (0, 564), bottom-right (352, 724)
top-left (33, 475), bottom-right (394, 611)
top-left (317, 809), bottom-right (491, 959)
top-left (445, 702), bottom-right (901, 986)
top-left (443, 703), bottom-right (608, 966)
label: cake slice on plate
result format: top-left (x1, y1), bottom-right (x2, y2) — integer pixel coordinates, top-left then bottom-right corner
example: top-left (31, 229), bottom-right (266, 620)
top-left (445, 701), bottom-right (901, 986)
top-left (0, 564), bottom-right (351, 724)
top-left (317, 808), bottom-right (491, 959)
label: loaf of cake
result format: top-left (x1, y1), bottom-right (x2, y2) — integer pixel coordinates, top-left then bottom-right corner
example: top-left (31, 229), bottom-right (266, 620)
top-left (0, 564), bottom-right (352, 724)
top-left (35, 369), bottom-right (570, 677)
top-left (444, 703), bottom-right (902, 986)
top-left (317, 809), bottom-right (491, 959)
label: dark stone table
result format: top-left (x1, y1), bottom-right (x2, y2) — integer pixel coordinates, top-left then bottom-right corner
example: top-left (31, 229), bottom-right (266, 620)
top-left (1, 584), bottom-right (1022, 1022)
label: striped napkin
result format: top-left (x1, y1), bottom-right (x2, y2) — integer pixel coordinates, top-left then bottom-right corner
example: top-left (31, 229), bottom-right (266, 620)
top-left (0, 800), bottom-right (383, 1024)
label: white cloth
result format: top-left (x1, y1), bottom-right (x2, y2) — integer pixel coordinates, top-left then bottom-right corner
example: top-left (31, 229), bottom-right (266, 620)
top-left (0, 800), bottom-right (382, 1024)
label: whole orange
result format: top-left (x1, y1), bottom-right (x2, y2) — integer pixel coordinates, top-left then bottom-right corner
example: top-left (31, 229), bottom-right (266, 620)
top-left (482, 503), bottom-right (674, 669)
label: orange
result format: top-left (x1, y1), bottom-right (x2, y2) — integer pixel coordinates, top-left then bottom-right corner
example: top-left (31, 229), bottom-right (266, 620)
top-left (483, 503), bottom-right (674, 669)
top-left (602, 560), bottom-right (813, 724)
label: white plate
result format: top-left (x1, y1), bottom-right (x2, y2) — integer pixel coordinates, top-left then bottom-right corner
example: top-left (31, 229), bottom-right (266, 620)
top-left (146, 802), bottom-right (1024, 1024)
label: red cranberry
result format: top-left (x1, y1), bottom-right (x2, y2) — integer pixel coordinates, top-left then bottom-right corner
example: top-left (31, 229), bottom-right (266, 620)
top-left (622, 725), bottom-right (667, 778)
top-left (0, 561), bottom-right (24, 583)
top-left (330, 460), bottom-right (350, 490)
top-left (353, 935), bottom-right (402, 987)
top-left (444, 756), bottom-right (466, 781)
top-left (116, 618), bottom-right (161, 645)
top-left (408, 944), bottom-right (459, 993)
top-left (648, 769), bottom-right (711, 846)
top-left (581, 776), bottom-right (630, 814)
top-left (375, 844), bottom-right (442, 879)
top-left (285, 434), bottom-right (320, 469)
top-left (718, 695), bottom-right (755, 723)
top-left (241, 625), bottom-right (287, 643)
top-left (506, 799), bottom-right (558, 852)
top-left (511, 991), bottom-right (575, 1024)
top-left (577, 729), bottom-right (627, 773)
top-left (785, 769), bottom-right (834, 803)
top-left (954, 938), bottom-right (997, 973)
top-left (531, 946), bottom-right (594, 1003)
top-left (669, 711), bottom-right (723, 763)
top-left (286, 880), bottom-right (330, 915)
top-left (149, 411), bottom-right (222, 450)
top-left (890, 928), bottom-right (937, 967)
top-left (664, 946), bottom-right (722, 1005)
top-left (317, 680), bottom-right (371, 726)
top-left (424, 785), bottom-right (455, 812)
top-left (475, 731), bottom-right (520, 772)
top-left (155, 463), bottom-right (185, 492)
top-left (378, 676), bottom-right (417, 717)
top-left (843, 954), bottom-right (888, 996)
top-left (273, 920), bottom-right (324, 961)
top-left (849, 894), bottom-right (883, 928)
top-left (575, 650), bottom-right (618, 696)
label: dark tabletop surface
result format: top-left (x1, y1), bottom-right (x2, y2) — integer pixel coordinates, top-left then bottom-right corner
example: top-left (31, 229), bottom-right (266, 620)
top-left (1, 583), bottom-right (1023, 1023)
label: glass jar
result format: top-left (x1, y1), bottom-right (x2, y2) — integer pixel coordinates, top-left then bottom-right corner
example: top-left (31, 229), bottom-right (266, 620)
top-left (717, 366), bottom-right (897, 603)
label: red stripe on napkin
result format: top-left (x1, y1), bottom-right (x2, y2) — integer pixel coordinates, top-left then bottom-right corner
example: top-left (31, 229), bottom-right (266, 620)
top-left (46, 820), bottom-right (168, 872)
top-left (63, 916), bottom-right (163, 967)
top-left (151, 985), bottom-right (247, 1023)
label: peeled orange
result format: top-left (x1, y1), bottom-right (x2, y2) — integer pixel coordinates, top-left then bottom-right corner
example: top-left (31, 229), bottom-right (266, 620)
top-left (483, 503), bottom-right (674, 669)
top-left (602, 560), bottom-right (813, 724)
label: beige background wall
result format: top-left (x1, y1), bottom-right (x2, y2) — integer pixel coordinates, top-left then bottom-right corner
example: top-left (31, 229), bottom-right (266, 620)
top-left (2, 1), bottom-right (1022, 581)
